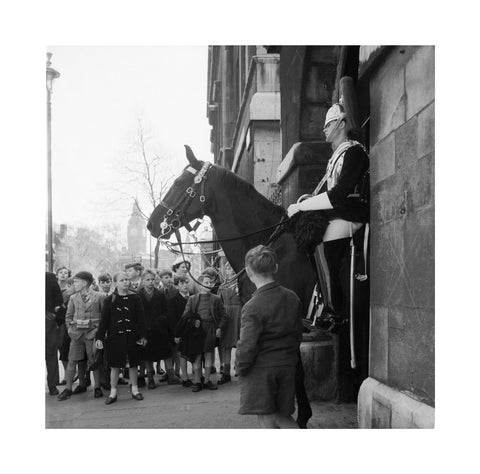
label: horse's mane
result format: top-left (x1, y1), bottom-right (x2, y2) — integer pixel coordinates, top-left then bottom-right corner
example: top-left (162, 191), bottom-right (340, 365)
top-left (213, 164), bottom-right (286, 220)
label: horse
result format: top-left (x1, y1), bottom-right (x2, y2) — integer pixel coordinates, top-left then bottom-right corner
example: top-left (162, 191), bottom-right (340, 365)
top-left (147, 145), bottom-right (369, 421)
top-left (147, 146), bottom-right (316, 427)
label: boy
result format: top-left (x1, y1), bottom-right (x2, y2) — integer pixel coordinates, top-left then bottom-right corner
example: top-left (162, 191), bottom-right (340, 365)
top-left (236, 245), bottom-right (303, 429)
top-left (168, 276), bottom-right (192, 385)
top-left (58, 271), bottom-right (106, 401)
top-left (125, 263), bottom-right (144, 292)
top-left (97, 273), bottom-right (113, 296)
top-left (158, 269), bottom-right (178, 300)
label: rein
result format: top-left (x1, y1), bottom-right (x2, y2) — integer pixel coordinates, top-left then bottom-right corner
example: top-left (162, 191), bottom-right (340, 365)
top-left (154, 160), bottom-right (291, 290)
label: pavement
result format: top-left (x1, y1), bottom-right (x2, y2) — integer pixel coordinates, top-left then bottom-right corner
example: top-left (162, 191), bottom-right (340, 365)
top-left (46, 367), bottom-right (357, 429)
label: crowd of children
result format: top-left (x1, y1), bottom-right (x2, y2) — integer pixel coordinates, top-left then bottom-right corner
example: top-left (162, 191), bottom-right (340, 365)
top-left (45, 258), bottom-right (243, 405)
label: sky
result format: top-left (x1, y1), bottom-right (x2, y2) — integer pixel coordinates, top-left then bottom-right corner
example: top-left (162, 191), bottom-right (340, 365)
top-left (48, 46), bottom-right (213, 241)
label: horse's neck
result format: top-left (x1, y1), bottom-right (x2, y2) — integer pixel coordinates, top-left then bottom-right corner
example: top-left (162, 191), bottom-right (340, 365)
top-left (207, 175), bottom-right (283, 273)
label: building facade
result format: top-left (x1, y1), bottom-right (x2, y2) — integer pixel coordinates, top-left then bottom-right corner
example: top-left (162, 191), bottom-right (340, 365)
top-left (206, 45), bottom-right (434, 428)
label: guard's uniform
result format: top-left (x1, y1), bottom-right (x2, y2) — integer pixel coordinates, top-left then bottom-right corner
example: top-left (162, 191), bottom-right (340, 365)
top-left (313, 140), bottom-right (369, 316)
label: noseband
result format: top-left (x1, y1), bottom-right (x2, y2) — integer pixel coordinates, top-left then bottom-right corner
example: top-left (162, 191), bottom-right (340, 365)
top-left (157, 161), bottom-right (212, 237)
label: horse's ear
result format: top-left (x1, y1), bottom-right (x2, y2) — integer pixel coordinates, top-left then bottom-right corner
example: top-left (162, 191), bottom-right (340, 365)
top-left (184, 145), bottom-right (201, 169)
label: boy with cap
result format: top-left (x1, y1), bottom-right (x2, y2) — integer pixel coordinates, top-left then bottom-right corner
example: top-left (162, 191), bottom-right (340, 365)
top-left (236, 245), bottom-right (303, 428)
top-left (58, 271), bottom-right (106, 401)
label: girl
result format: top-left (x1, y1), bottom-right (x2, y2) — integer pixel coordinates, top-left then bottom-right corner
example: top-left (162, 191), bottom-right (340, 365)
top-left (95, 271), bottom-right (147, 404)
top-left (182, 273), bottom-right (227, 392)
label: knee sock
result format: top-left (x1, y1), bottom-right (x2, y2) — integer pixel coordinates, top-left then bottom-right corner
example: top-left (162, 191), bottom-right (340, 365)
top-left (193, 367), bottom-right (202, 384)
top-left (110, 387), bottom-right (117, 398)
top-left (204, 366), bottom-right (211, 383)
top-left (131, 385), bottom-right (139, 395)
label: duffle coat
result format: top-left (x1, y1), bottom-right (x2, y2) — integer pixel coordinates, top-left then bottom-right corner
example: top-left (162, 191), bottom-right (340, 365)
top-left (96, 290), bottom-right (147, 368)
top-left (138, 287), bottom-right (172, 361)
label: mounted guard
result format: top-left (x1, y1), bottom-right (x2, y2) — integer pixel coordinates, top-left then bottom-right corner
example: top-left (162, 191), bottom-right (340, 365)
top-left (287, 77), bottom-right (370, 371)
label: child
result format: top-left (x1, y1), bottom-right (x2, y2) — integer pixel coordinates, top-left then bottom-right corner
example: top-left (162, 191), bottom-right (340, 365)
top-left (125, 263), bottom-right (144, 292)
top-left (98, 273), bottom-right (113, 296)
top-left (236, 245), bottom-right (303, 429)
top-left (169, 276), bottom-right (193, 386)
top-left (138, 269), bottom-right (179, 388)
top-left (58, 271), bottom-right (105, 401)
top-left (181, 273), bottom-right (227, 392)
top-left (95, 271), bottom-right (147, 405)
top-left (201, 267), bottom-right (242, 384)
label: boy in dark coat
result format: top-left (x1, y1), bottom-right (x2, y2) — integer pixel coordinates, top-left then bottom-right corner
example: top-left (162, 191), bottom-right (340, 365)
top-left (236, 245), bottom-right (303, 429)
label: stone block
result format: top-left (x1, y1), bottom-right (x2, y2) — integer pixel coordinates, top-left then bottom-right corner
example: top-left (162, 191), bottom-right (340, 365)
top-left (395, 116), bottom-right (418, 170)
top-left (357, 377), bottom-right (434, 429)
top-left (250, 92), bottom-right (280, 120)
top-left (300, 104), bottom-right (327, 141)
top-left (388, 306), bottom-right (404, 330)
top-left (303, 63), bottom-right (337, 103)
top-left (371, 170), bottom-right (407, 226)
top-left (406, 46), bottom-right (435, 120)
top-left (369, 305), bottom-right (388, 382)
top-left (370, 219), bottom-right (408, 307)
top-left (413, 402), bottom-right (435, 428)
top-left (371, 398), bottom-right (391, 428)
top-left (388, 307), bottom-right (435, 402)
top-left (417, 101), bottom-right (435, 159)
top-left (357, 377), bottom-right (380, 428)
top-left (370, 132), bottom-right (395, 187)
top-left (406, 154), bottom-right (435, 213)
top-left (370, 51), bottom-right (406, 143)
top-left (404, 206), bottom-right (435, 309)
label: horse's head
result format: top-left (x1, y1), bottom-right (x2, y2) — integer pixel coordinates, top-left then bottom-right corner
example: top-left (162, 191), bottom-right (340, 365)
top-left (147, 145), bottom-right (212, 239)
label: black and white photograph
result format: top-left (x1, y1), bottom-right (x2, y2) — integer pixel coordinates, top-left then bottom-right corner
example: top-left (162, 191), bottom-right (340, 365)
top-left (44, 44), bottom-right (434, 430)
top-left (4, 0), bottom-right (479, 471)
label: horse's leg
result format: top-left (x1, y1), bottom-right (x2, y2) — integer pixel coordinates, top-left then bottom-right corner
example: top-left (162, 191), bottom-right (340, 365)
top-left (295, 352), bottom-right (312, 428)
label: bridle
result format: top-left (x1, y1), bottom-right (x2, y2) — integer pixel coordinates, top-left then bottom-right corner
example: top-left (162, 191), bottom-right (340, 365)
top-left (157, 161), bottom-right (212, 238)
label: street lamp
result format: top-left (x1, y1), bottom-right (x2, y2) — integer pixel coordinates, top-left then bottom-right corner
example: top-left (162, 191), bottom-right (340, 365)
top-left (46, 52), bottom-right (60, 272)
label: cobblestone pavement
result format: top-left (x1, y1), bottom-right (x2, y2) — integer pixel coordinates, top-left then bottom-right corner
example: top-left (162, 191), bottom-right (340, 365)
top-left (46, 369), bottom-right (357, 429)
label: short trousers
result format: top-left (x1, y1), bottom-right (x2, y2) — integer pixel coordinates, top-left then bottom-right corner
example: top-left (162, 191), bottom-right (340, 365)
top-left (238, 365), bottom-right (296, 416)
top-left (68, 334), bottom-right (96, 364)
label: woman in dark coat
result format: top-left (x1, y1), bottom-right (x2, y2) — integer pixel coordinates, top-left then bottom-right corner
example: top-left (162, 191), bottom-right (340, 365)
top-left (95, 271), bottom-right (147, 405)
top-left (138, 269), bottom-right (173, 389)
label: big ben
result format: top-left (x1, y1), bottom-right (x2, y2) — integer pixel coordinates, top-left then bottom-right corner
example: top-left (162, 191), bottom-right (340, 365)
top-left (127, 202), bottom-right (146, 255)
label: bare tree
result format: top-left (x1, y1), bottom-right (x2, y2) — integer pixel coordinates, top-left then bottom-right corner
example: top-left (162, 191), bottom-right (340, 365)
top-left (115, 118), bottom-right (175, 267)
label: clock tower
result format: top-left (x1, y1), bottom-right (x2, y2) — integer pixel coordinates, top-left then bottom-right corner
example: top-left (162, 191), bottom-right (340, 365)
top-left (127, 202), bottom-right (146, 255)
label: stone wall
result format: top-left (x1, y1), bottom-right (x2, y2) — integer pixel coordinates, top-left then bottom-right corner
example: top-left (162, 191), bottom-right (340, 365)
top-left (367, 45), bottom-right (435, 415)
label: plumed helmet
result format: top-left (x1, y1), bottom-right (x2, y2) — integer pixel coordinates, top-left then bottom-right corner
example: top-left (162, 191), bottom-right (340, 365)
top-left (324, 103), bottom-right (347, 128)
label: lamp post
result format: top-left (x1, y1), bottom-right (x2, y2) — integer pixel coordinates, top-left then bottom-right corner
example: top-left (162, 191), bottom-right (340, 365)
top-left (46, 52), bottom-right (60, 273)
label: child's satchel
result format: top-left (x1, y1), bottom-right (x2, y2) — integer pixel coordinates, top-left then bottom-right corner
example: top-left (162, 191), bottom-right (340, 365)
top-left (76, 318), bottom-right (91, 329)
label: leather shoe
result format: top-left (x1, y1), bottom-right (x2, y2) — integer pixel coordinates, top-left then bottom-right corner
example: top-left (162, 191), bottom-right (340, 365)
top-left (192, 383), bottom-right (203, 393)
top-left (58, 388), bottom-right (72, 401)
top-left (131, 392), bottom-right (144, 401)
top-left (182, 379), bottom-right (193, 387)
top-left (72, 385), bottom-right (87, 395)
top-left (94, 387), bottom-right (104, 398)
top-left (49, 387), bottom-right (59, 396)
top-left (105, 396), bottom-right (117, 405)
top-left (217, 374), bottom-right (231, 385)
top-left (204, 381), bottom-right (218, 390)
